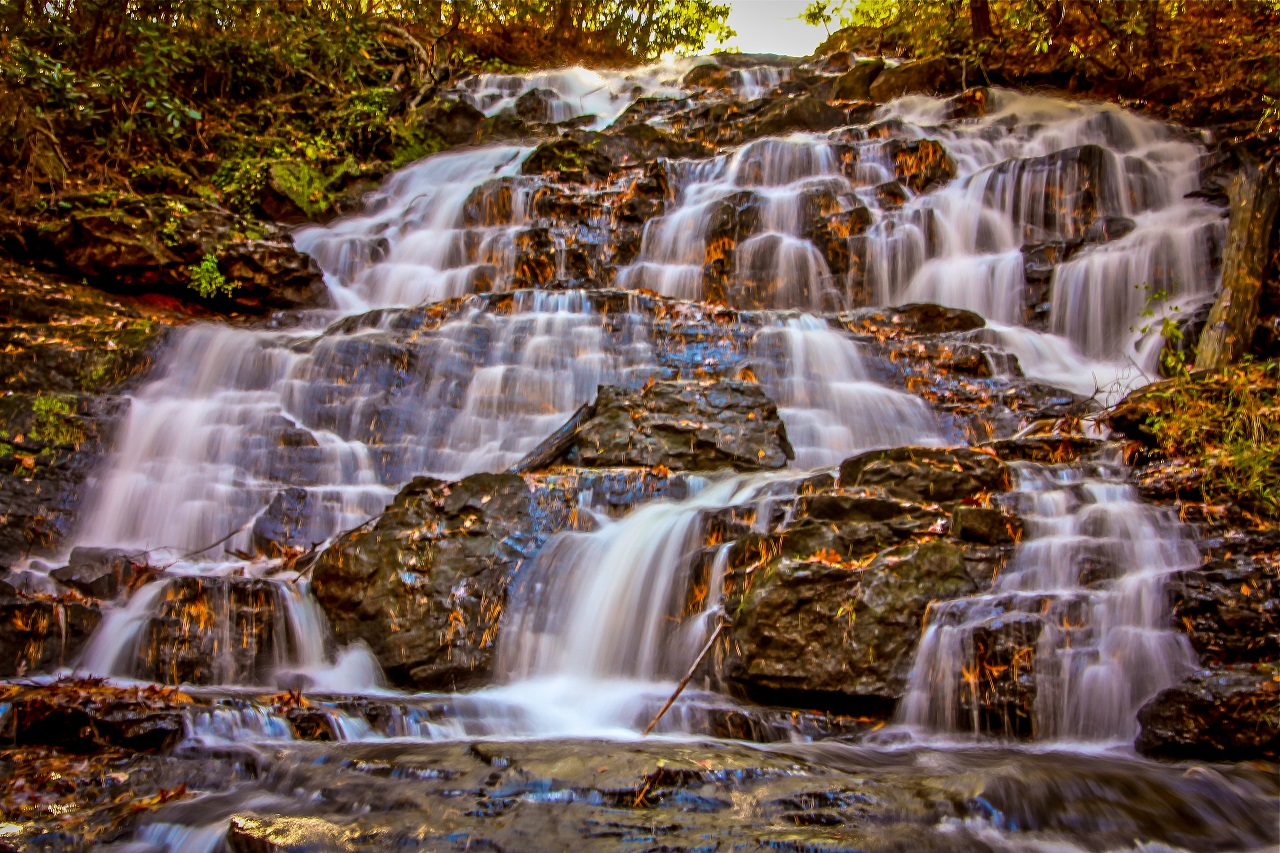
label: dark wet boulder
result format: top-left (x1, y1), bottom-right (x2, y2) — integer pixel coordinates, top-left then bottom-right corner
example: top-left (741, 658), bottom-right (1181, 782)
top-left (752, 94), bottom-right (847, 137)
top-left (683, 62), bottom-right (735, 89)
top-left (831, 59), bottom-right (885, 101)
top-left (839, 446), bottom-right (1010, 503)
top-left (313, 472), bottom-right (538, 690)
top-left (1169, 543), bottom-right (1280, 666)
top-left (564, 379), bottom-right (794, 471)
top-left (982, 144), bottom-right (1120, 241)
top-left (1, 195), bottom-right (327, 312)
top-left (1022, 240), bottom-right (1083, 283)
top-left (725, 538), bottom-right (980, 712)
top-left (522, 135), bottom-right (616, 182)
top-left (0, 577), bottom-right (101, 677)
top-left (524, 127), bottom-right (709, 184)
top-left (6, 682), bottom-right (186, 753)
top-left (834, 303), bottom-right (986, 338)
top-left (702, 190), bottom-right (766, 299)
top-left (50, 547), bottom-right (147, 599)
top-left (1083, 214), bottom-right (1137, 244)
top-left (135, 576), bottom-right (291, 686)
top-left (514, 87), bottom-right (560, 123)
top-left (419, 97), bottom-right (485, 146)
top-left (886, 138), bottom-right (956, 194)
top-left (1136, 665), bottom-right (1280, 761)
top-left (943, 87), bottom-right (992, 120)
top-left (869, 57), bottom-right (961, 101)
top-left (250, 487), bottom-right (321, 557)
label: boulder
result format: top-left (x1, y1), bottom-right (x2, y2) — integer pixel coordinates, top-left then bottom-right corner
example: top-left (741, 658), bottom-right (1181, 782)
top-left (1168, 543), bottom-right (1280, 666)
top-left (419, 97), bottom-right (485, 146)
top-left (725, 538), bottom-right (981, 713)
top-left (50, 547), bottom-right (147, 599)
top-left (1136, 665), bottom-right (1280, 761)
top-left (564, 380), bottom-right (794, 471)
top-left (7, 682), bottom-right (185, 753)
top-left (752, 94), bottom-right (848, 137)
top-left (869, 57), bottom-right (961, 102)
top-left (312, 472), bottom-right (538, 690)
top-left (831, 59), bottom-right (885, 101)
top-left (839, 446), bottom-right (1011, 503)
top-left (979, 144), bottom-right (1119, 240)
top-left (2, 195), bottom-right (327, 312)
top-left (250, 487), bottom-right (320, 557)
top-left (514, 87), bottom-right (560, 123)
top-left (834, 303), bottom-right (986, 338)
top-left (886, 138), bottom-right (956, 194)
top-left (0, 576), bottom-right (100, 677)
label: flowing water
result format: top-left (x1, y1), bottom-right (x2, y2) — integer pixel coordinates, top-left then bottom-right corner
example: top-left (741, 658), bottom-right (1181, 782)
top-left (15, 58), bottom-right (1273, 851)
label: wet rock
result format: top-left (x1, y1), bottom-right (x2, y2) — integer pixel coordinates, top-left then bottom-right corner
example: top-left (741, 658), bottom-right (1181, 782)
top-left (523, 127), bottom-right (709, 183)
top-left (725, 538), bottom-right (980, 712)
top-left (1136, 665), bottom-right (1280, 761)
top-left (839, 446), bottom-right (1011, 503)
top-left (886, 138), bottom-right (956, 194)
top-left (419, 97), bottom-right (486, 146)
top-left (514, 87), bottom-right (560, 123)
top-left (944, 87), bottom-right (992, 120)
top-left (984, 144), bottom-right (1119, 240)
top-left (7, 682), bottom-right (186, 753)
top-left (312, 472), bottom-right (538, 690)
top-left (952, 505), bottom-right (1022, 545)
top-left (1022, 240), bottom-right (1083, 283)
top-left (137, 576), bottom-right (290, 685)
top-left (831, 59), bottom-right (885, 101)
top-left (834, 303), bottom-right (986, 338)
top-left (250, 487), bottom-right (320, 557)
top-left (1082, 214), bottom-right (1137, 244)
top-left (563, 379), bottom-right (794, 471)
top-left (981, 436), bottom-right (1109, 465)
top-left (683, 62), bottom-right (735, 89)
top-left (751, 93), bottom-right (848, 137)
top-left (0, 579), bottom-right (100, 676)
top-left (50, 547), bottom-right (147, 599)
top-left (703, 190), bottom-right (765, 298)
top-left (1, 195), bottom-right (327, 312)
top-left (1169, 543), bottom-right (1279, 666)
top-left (869, 57), bottom-right (961, 101)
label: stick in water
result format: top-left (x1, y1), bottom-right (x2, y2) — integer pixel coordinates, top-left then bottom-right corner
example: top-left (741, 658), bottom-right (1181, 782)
top-left (643, 617), bottom-right (727, 736)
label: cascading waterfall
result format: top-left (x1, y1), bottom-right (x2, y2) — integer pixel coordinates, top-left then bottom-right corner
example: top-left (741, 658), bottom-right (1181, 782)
top-left (898, 456), bottom-right (1200, 741)
top-left (42, 64), bottom-right (1224, 759)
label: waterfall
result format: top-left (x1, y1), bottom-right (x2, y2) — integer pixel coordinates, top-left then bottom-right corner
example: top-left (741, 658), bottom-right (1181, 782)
top-left (42, 70), bottom-right (1223, 752)
top-left (898, 456), bottom-right (1200, 741)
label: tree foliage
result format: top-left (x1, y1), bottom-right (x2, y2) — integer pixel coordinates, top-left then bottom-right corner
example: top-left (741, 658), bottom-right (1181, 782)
top-left (808, 0), bottom-right (1280, 135)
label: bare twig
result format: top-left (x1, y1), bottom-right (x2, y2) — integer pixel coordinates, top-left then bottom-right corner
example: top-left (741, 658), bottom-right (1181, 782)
top-left (643, 616), bottom-right (727, 736)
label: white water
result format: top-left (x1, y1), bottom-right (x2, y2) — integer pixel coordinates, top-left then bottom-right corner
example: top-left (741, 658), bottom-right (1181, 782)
top-left (30, 68), bottom-right (1224, 757)
top-left (898, 458), bottom-right (1200, 741)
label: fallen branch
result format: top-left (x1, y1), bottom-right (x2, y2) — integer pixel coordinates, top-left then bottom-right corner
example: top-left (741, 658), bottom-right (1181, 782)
top-left (643, 616), bottom-right (726, 736)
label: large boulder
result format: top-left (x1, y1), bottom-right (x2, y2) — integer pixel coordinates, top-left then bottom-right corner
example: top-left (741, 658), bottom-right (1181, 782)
top-left (563, 379), bottom-right (794, 471)
top-left (831, 59), bottom-right (885, 101)
top-left (312, 472), bottom-right (538, 690)
top-left (50, 547), bottom-right (147, 599)
top-left (1136, 665), bottom-right (1280, 761)
top-left (751, 94), bottom-right (847, 137)
top-left (839, 446), bottom-right (1011, 502)
top-left (886, 138), bottom-right (956, 193)
top-left (869, 57), bottom-right (961, 101)
top-left (1, 194), bottom-right (327, 312)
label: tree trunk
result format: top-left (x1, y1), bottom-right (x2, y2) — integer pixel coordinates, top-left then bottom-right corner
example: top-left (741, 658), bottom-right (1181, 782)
top-left (969, 0), bottom-right (993, 41)
top-left (1195, 159), bottom-right (1280, 370)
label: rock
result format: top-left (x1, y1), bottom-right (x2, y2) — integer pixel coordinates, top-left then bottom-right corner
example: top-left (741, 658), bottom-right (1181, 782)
top-left (2, 195), bottom-right (328, 312)
top-left (944, 87), bottom-right (992, 120)
top-left (683, 63), bottom-right (735, 89)
top-left (522, 127), bottom-right (709, 183)
top-left (136, 576), bottom-right (290, 685)
top-left (564, 379), bottom-right (794, 471)
top-left (886, 138), bottom-right (955, 193)
top-left (419, 97), bottom-right (485, 146)
top-left (869, 57), bottom-right (961, 101)
top-left (514, 87), bottom-right (560, 123)
top-left (250, 487), bottom-right (320, 557)
top-left (831, 59), bottom-right (885, 101)
top-left (1082, 214), bottom-right (1137, 244)
top-left (50, 547), bottom-right (146, 599)
top-left (835, 303), bottom-right (986, 338)
top-left (312, 472), bottom-right (538, 690)
top-left (982, 144), bottom-right (1119, 240)
top-left (702, 190), bottom-right (765, 298)
top-left (725, 538), bottom-right (980, 712)
top-left (1169, 544), bottom-right (1279, 666)
top-left (8, 683), bottom-right (186, 753)
top-left (839, 446), bottom-right (1010, 503)
top-left (1022, 240), bottom-right (1083, 283)
top-left (0, 578), bottom-right (100, 676)
top-left (1136, 665), bottom-right (1280, 761)
top-left (753, 94), bottom-right (847, 136)
top-left (952, 505), bottom-right (1022, 545)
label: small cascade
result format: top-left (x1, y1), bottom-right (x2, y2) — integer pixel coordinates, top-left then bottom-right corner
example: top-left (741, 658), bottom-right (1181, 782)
top-left (749, 314), bottom-right (944, 468)
top-left (898, 455), bottom-right (1200, 741)
top-left (454, 60), bottom-right (694, 129)
top-left (75, 291), bottom-right (658, 559)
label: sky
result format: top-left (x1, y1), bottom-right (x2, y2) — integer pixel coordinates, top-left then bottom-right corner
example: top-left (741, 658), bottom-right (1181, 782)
top-left (715, 0), bottom-right (830, 57)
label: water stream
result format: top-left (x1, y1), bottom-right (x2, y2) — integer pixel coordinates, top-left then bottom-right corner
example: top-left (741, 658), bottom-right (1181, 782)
top-left (16, 59), bottom-right (1269, 852)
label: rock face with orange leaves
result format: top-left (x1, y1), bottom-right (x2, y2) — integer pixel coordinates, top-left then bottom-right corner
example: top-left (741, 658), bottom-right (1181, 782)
top-left (709, 447), bottom-right (1019, 716)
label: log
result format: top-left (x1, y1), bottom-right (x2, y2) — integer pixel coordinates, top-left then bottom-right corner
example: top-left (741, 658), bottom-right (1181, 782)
top-left (1195, 158), bottom-right (1280, 370)
top-left (508, 399), bottom-right (596, 475)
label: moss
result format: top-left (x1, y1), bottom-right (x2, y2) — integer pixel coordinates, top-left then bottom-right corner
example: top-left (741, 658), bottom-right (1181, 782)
top-left (30, 394), bottom-right (83, 447)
